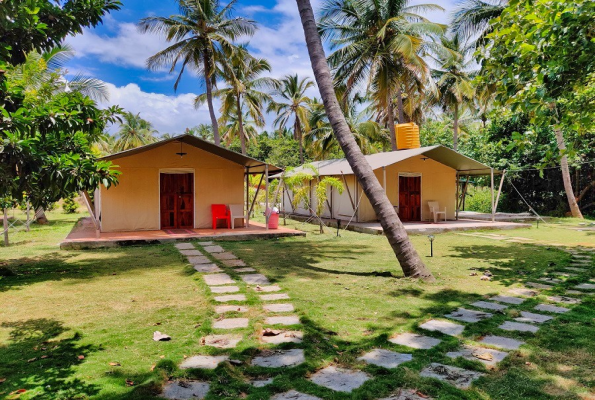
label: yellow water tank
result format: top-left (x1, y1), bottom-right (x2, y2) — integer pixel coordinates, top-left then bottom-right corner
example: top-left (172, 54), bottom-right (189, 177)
top-left (395, 122), bottom-right (421, 150)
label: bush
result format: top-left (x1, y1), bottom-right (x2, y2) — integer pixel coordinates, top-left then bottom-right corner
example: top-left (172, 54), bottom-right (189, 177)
top-left (62, 195), bottom-right (79, 214)
top-left (465, 187), bottom-right (497, 214)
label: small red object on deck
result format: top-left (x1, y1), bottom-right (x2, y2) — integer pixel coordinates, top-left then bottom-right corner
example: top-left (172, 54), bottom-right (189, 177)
top-left (212, 204), bottom-right (231, 229)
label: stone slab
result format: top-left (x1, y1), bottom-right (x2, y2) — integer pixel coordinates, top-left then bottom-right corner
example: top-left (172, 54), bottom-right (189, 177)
top-left (445, 308), bottom-right (493, 323)
top-left (260, 293), bottom-right (290, 301)
top-left (162, 381), bottom-right (210, 399)
top-left (263, 303), bottom-right (295, 313)
top-left (174, 243), bottom-right (195, 250)
top-left (565, 267), bottom-right (587, 272)
top-left (251, 349), bottom-right (305, 368)
top-left (478, 335), bottom-right (524, 350)
top-left (550, 272), bottom-right (577, 277)
top-left (309, 366), bottom-right (370, 393)
top-left (546, 296), bottom-right (580, 305)
top-left (526, 282), bottom-right (553, 290)
top-left (490, 295), bottom-right (526, 305)
top-left (419, 319), bottom-right (464, 336)
top-left (255, 285), bottom-right (282, 292)
top-left (514, 311), bottom-right (552, 324)
top-left (358, 349), bottom-right (412, 369)
top-left (213, 318), bottom-right (249, 329)
top-left (214, 294), bottom-right (246, 303)
top-left (194, 264), bottom-right (222, 273)
top-left (250, 378), bottom-right (274, 387)
top-left (420, 363), bottom-right (484, 389)
top-left (215, 305), bottom-right (249, 313)
top-left (499, 321), bottom-right (539, 333)
top-left (188, 256), bottom-right (212, 265)
top-left (270, 391), bottom-right (321, 400)
top-left (213, 252), bottom-right (237, 260)
top-left (203, 245), bottom-right (225, 253)
top-left (222, 259), bottom-right (247, 267)
top-left (202, 334), bottom-right (242, 349)
top-left (196, 241), bottom-right (214, 246)
top-left (210, 286), bottom-right (240, 294)
top-left (204, 273), bottom-right (234, 286)
top-left (471, 301), bottom-right (508, 311)
top-left (234, 267), bottom-right (256, 273)
top-left (507, 288), bottom-right (538, 297)
top-left (241, 274), bottom-right (271, 285)
top-left (534, 303), bottom-right (570, 313)
top-left (264, 316), bottom-right (301, 326)
top-left (565, 290), bottom-right (584, 295)
top-left (378, 389), bottom-right (433, 400)
top-left (447, 345), bottom-right (509, 367)
top-left (180, 249), bottom-right (203, 256)
top-left (180, 355), bottom-right (229, 369)
top-left (388, 333), bottom-right (441, 349)
top-left (261, 330), bottom-right (303, 344)
top-left (575, 283), bottom-right (595, 290)
top-left (537, 277), bottom-right (562, 284)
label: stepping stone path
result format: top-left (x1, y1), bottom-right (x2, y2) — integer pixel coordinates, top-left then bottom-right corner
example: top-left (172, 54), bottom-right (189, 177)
top-left (271, 391), bottom-right (321, 400)
top-left (445, 308), bottom-right (492, 323)
top-left (309, 366), bottom-right (370, 393)
top-left (419, 319), bottom-right (464, 336)
top-left (263, 303), bottom-right (295, 312)
top-left (546, 296), bottom-right (580, 305)
top-left (446, 345), bottom-right (508, 368)
top-left (214, 294), bottom-right (246, 302)
top-left (180, 355), bottom-right (229, 369)
top-left (574, 283), bottom-right (595, 290)
top-left (180, 249), bottom-right (203, 256)
top-left (255, 285), bottom-right (282, 292)
top-left (565, 267), bottom-right (587, 272)
top-left (490, 295), bottom-right (525, 305)
top-left (389, 333), bottom-right (441, 349)
top-left (234, 267), bottom-right (256, 272)
top-left (250, 378), bottom-right (274, 387)
top-left (264, 316), bottom-right (301, 326)
top-left (508, 288), bottom-right (538, 297)
top-left (213, 318), bottom-right (249, 329)
top-left (358, 349), bottom-right (412, 368)
top-left (499, 321), bottom-right (539, 333)
top-left (252, 349), bottom-right (305, 368)
top-left (202, 334), bottom-right (242, 349)
top-left (162, 381), bottom-right (210, 399)
top-left (514, 311), bottom-right (552, 324)
top-left (222, 259), bottom-right (247, 267)
top-left (420, 363), bottom-right (484, 389)
top-left (471, 301), bottom-right (507, 311)
top-left (204, 273), bottom-right (234, 286)
top-left (379, 389), bottom-right (433, 400)
top-left (203, 245), bottom-right (225, 253)
top-left (526, 282), bottom-right (553, 290)
top-left (241, 274), bottom-right (271, 285)
top-left (478, 335), bottom-right (524, 350)
top-left (534, 304), bottom-right (570, 313)
top-left (188, 256), bottom-right (212, 265)
top-left (215, 305), bottom-right (248, 313)
top-left (194, 264), bottom-right (222, 273)
top-left (213, 252), bottom-right (237, 260)
top-left (537, 277), bottom-right (562, 283)
top-left (261, 330), bottom-right (303, 344)
top-left (196, 241), bottom-right (214, 246)
top-left (210, 286), bottom-right (239, 294)
top-left (261, 293), bottom-right (290, 301)
top-left (175, 243), bottom-right (195, 250)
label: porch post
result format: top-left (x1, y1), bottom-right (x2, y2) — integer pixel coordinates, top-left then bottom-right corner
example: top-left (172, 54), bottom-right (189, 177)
top-left (265, 165), bottom-right (269, 230)
top-left (245, 167), bottom-right (250, 227)
top-left (490, 168), bottom-right (495, 222)
top-left (455, 171), bottom-right (459, 220)
top-left (494, 170), bottom-right (507, 216)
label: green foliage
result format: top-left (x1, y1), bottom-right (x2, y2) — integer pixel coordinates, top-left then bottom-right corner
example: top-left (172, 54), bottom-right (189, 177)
top-left (464, 186), bottom-right (494, 213)
top-left (113, 111), bottom-right (158, 152)
top-left (62, 194), bottom-right (78, 214)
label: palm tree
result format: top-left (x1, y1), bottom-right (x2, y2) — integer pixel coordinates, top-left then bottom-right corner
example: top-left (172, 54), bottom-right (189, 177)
top-left (219, 108), bottom-right (260, 148)
top-left (319, 0), bottom-right (445, 150)
top-left (268, 75), bottom-right (315, 163)
top-left (185, 124), bottom-right (214, 141)
top-left (113, 112), bottom-right (158, 152)
top-left (198, 47), bottom-right (277, 154)
top-left (451, 0), bottom-right (507, 46)
top-left (431, 34), bottom-right (475, 151)
top-left (295, 0), bottom-right (435, 280)
top-left (138, 0), bottom-right (257, 146)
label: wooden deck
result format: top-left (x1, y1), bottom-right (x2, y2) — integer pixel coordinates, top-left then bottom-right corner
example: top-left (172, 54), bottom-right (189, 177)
top-left (60, 217), bottom-right (305, 250)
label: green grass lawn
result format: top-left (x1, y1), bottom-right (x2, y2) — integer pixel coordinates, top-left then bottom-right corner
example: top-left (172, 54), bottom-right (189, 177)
top-left (0, 212), bottom-right (593, 399)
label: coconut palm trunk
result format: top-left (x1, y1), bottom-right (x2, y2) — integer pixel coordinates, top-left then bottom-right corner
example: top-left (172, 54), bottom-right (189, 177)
top-left (453, 102), bottom-right (459, 151)
top-left (395, 84), bottom-right (406, 123)
top-left (203, 56), bottom-right (221, 146)
top-left (236, 95), bottom-right (247, 154)
top-left (554, 126), bottom-right (583, 218)
top-left (295, 0), bottom-right (434, 280)
top-left (295, 118), bottom-right (304, 163)
top-left (387, 92), bottom-right (398, 151)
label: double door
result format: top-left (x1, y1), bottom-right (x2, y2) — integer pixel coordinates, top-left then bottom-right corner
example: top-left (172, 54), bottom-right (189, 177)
top-left (160, 173), bottom-right (194, 229)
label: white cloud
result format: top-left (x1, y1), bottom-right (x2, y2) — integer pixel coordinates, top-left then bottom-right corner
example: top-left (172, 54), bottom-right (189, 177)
top-left (101, 83), bottom-right (217, 134)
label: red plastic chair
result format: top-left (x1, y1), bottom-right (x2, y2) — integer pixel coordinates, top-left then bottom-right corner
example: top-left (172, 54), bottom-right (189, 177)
top-left (211, 204), bottom-right (231, 229)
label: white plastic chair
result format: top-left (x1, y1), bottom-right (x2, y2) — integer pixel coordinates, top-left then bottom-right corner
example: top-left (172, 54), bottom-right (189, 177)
top-left (229, 204), bottom-right (248, 229)
top-left (428, 201), bottom-right (446, 223)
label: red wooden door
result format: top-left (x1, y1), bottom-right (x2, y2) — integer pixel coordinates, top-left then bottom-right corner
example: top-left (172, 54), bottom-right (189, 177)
top-left (398, 176), bottom-right (421, 222)
top-left (160, 173), bottom-right (194, 229)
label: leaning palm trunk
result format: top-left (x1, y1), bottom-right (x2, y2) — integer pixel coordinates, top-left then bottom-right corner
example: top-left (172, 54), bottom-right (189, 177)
top-left (295, 0), bottom-right (434, 280)
top-left (203, 56), bottom-right (221, 146)
top-left (453, 103), bottom-right (459, 151)
top-left (295, 119), bottom-right (304, 163)
top-left (554, 126), bottom-right (583, 218)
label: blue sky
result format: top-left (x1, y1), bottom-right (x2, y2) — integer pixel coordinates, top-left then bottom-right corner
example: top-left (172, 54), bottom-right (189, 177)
top-left (65, 0), bottom-right (456, 134)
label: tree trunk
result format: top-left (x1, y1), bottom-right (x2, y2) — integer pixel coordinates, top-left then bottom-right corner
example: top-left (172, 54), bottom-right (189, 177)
top-left (395, 84), bottom-right (405, 123)
top-left (203, 56), bottom-right (221, 146)
top-left (387, 91), bottom-right (398, 151)
top-left (295, 0), bottom-right (434, 281)
top-left (36, 207), bottom-right (48, 224)
top-left (295, 117), bottom-right (304, 164)
top-left (453, 103), bottom-right (459, 151)
top-left (553, 125), bottom-right (583, 218)
top-left (3, 208), bottom-right (8, 246)
top-left (236, 95), bottom-right (247, 155)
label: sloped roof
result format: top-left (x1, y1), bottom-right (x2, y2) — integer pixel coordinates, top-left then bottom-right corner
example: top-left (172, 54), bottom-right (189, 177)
top-left (101, 134), bottom-right (282, 174)
top-left (274, 145), bottom-right (494, 177)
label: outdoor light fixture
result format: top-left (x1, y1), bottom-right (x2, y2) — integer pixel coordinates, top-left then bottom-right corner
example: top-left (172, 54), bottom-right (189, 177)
top-left (176, 140), bottom-right (187, 157)
top-left (428, 234), bottom-right (435, 257)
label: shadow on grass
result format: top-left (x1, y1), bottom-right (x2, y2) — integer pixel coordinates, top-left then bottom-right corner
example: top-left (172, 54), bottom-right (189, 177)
top-left (0, 319), bottom-right (100, 398)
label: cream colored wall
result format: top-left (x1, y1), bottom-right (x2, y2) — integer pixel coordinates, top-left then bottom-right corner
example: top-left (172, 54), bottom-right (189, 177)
top-left (99, 142), bottom-right (244, 232)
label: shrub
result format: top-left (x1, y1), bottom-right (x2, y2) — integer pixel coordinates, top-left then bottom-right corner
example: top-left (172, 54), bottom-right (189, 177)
top-left (465, 187), bottom-right (497, 214)
top-left (62, 195), bottom-right (79, 214)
